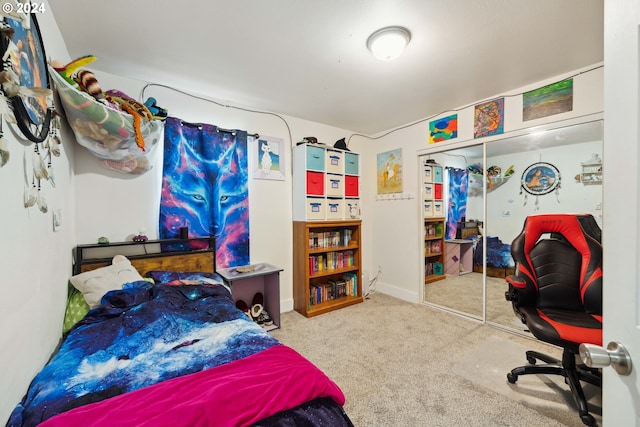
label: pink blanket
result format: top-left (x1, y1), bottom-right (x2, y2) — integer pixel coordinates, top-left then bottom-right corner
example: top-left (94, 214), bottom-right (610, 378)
top-left (40, 345), bottom-right (345, 427)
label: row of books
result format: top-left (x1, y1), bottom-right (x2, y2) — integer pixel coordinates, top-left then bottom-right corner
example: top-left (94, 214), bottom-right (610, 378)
top-left (425, 240), bottom-right (442, 255)
top-left (309, 250), bottom-right (355, 275)
top-left (309, 229), bottom-right (353, 250)
top-left (425, 222), bottom-right (443, 238)
top-left (425, 261), bottom-right (444, 276)
top-left (309, 273), bottom-right (358, 306)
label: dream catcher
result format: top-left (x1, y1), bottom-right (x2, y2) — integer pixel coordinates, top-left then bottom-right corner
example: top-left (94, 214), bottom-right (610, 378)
top-left (0, 8), bottom-right (60, 213)
top-left (520, 161), bottom-right (561, 210)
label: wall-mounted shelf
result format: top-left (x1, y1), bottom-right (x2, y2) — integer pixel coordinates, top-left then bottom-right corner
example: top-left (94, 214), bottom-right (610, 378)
top-left (580, 161), bottom-right (603, 185)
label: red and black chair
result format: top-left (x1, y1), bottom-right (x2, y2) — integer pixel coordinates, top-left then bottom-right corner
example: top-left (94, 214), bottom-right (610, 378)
top-left (504, 214), bottom-right (602, 426)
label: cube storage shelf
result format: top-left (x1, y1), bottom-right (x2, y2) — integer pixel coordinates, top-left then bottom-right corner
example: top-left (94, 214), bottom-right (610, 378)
top-left (293, 220), bottom-right (363, 317)
top-left (293, 143), bottom-right (360, 221)
top-left (424, 217), bottom-right (446, 284)
top-left (422, 159), bottom-right (446, 285)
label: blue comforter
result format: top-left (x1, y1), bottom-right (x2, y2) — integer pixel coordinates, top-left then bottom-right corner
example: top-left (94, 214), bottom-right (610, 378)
top-left (8, 281), bottom-right (279, 427)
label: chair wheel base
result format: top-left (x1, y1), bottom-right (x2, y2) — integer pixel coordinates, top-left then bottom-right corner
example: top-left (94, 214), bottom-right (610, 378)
top-left (507, 372), bottom-right (518, 384)
top-left (581, 413), bottom-right (596, 426)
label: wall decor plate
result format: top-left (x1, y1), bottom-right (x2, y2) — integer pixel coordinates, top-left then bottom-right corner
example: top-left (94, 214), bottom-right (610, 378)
top-left (520, 162), bottom-right (560, 195)
top-left (2, 12), bottom-right (52, 142)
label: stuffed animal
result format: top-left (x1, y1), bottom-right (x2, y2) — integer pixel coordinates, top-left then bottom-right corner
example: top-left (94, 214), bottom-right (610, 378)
top-left (143, 97), bottom-right (168, 120)
top-left (75, 69), bottom-right (106, 103)
top-left (50, 55), bottom-right (97, 87)
top-left (105, 90), bottom-right (153, 151)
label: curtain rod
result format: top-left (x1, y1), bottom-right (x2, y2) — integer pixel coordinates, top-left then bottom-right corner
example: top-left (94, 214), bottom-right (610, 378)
top-left (179, 120), bottom-right (259, 139)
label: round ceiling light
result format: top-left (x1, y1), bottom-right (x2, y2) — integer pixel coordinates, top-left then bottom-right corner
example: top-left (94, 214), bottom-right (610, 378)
top-left (366, 26), bottom-right (411, 61)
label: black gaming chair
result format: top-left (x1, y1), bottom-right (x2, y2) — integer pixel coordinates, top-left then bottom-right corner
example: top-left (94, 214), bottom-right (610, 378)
top-left (504, 214), bottom-right (602, 426)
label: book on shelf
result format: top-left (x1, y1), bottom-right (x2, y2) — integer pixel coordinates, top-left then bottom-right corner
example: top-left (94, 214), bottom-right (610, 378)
top-left (308, 229), bottom-right (353, 250)
top-left (308, 273), bottom-right (359, 306)
top-left (308, 250), bottom-right (355, 275)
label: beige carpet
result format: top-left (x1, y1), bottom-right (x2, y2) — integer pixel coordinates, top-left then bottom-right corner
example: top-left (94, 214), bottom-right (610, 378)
top-left (271, 293), bottom-right (601, 426)
top-left (424, 272), bottom-right (525, 331)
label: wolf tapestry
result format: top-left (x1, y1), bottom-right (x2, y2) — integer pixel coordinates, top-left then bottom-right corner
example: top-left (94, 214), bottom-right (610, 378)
top-left (159, 117), bottom-right (249, 267)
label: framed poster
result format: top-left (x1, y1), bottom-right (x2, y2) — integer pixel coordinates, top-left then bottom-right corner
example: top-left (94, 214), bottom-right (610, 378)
top-left (429, 114), bottom-right (457, 144)
top-left (251, 135), bottom-right (285, 180)
top-left (377, 148), bottom-right (402, 194)
top-left (523, 79), bottom-right (573, 121)
top-left (474, 98), bottom-right (504, 139)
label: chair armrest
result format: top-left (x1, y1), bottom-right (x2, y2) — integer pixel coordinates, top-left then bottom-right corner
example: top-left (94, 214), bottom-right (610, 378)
top-left (506, 275), bottom-right (525, 288)
top-left (504, 275), bottom-right (536, 308)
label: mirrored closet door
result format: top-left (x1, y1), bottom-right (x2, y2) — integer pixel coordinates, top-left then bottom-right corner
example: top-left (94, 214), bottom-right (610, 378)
top-left (420, 144), bottom-right (485, 320)
top-left (421, 119), bottom-right (603, 332)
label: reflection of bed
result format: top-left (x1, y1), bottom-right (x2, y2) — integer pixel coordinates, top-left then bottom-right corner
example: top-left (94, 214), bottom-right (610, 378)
top-left (8, 239), bottom-right (352, 427)
top-left (472, 236), bottom-right (515, 278)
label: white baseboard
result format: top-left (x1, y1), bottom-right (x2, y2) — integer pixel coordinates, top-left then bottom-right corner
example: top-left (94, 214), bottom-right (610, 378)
top-left (375, 280), bottom-right (419, 303)
top-left (280, 298), bottom-right (294, 313)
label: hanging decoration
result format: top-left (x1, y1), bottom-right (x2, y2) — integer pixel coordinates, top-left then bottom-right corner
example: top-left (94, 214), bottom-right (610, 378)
top-left (520, 161), bottom-right (561, 210)
top-left (0, 9), bottom-right (59, 213)
top-left (49, 61), bottom-right (164, 174)
top-left (159, 117), bottom-right (249, 268)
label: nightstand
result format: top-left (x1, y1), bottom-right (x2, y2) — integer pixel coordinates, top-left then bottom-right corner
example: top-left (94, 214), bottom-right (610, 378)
top-left (217, 263), bottom-right (283, 331)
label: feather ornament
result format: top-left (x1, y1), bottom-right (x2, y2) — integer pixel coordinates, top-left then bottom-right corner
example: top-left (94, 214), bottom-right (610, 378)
top-left (0, 94), bottom-right (11, 115)
top-left (18, 86), bottom-right (53, 98)
top-left (0, 134), bottom-right (8, 167)
top-left (37, 191), bottom-right (47, 213)
top-left (23, 185), bottom-right (36, 207)
top-left (48, 167), bottom-right (55, 188)
top-left (32, 150), bottom-right (49, 180)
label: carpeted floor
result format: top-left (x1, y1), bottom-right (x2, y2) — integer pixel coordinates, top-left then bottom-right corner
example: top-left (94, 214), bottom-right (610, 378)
top-left (424, 272), bottom-right (525, 331)
top-left (271, 292), bottom-right (601, 426)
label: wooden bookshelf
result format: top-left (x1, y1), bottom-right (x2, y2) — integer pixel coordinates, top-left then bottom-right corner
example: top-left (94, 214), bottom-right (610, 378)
top-left (424, 217), bottom-right (446, 284)
top-left (293, 220), bottom-right (363, 317)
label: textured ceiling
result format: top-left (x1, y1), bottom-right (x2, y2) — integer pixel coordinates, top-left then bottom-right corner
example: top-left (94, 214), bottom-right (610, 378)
top-left (49, 0), bottom-right (603, 134)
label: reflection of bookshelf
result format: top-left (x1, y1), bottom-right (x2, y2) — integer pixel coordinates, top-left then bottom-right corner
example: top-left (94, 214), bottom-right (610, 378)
top-left (424, 217), bottom-right (446, 284)
top-left (293, 220), bottom-right (363, 317)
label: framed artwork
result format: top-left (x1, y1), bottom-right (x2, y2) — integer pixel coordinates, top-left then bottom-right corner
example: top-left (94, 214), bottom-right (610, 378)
top-left (1, 12), bottom-right (52, 142)
top-left (474, 98), bottom-right (504, 138)
top-left (523, 78), bottom-right (573, 121)
top-left (377, 148), bottom-right (402, 194)
top-left (429, 114), bottom-right (457, 144)
top-left (520, 162), bottom-right (560, 195)
top-left (251, 135), bottom-right (285, 180)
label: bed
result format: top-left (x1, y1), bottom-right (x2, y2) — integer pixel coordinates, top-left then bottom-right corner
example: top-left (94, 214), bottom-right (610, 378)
top-left (7, 238), bottom-right (353, 427)
top-left (472, 235), bottom-right (515, 278)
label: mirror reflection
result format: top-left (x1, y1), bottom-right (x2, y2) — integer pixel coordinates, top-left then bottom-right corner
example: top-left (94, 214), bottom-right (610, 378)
top-left (421, 145), bottom-right (484, 319)
top-left (422, 120), bottom-right (603, 331)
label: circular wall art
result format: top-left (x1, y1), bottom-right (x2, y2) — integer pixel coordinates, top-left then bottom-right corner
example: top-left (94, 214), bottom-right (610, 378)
top-left (520, 162), bottom-right (560, 195)
top-left (2, 12), bottom-right (52, 143)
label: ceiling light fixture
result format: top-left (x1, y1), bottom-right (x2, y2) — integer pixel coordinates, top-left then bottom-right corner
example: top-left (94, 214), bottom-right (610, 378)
top-left (366, 26), bottom-right (411, 61)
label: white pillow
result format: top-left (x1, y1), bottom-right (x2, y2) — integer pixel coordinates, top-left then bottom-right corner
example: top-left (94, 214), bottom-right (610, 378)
top-left (70, 256), bottom-right (144, 308)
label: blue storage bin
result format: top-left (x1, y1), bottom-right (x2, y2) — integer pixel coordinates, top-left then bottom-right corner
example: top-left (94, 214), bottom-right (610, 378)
top-left (306, 145), bottom-right (325, 171)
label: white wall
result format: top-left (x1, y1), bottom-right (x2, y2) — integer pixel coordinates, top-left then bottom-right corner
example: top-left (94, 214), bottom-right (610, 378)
top-left (359, 65), bottom-right (604, 302)
top-left (0, 2), bottom-right (76, 421)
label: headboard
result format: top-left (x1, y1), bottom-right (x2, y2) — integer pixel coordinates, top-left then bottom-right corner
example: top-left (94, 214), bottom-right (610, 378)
top-left (73, 237), bottom-right (216, 276)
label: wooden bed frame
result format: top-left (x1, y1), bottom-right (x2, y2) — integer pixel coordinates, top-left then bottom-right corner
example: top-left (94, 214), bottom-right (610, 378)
top-left (74, 237), bottom-right (216, 276)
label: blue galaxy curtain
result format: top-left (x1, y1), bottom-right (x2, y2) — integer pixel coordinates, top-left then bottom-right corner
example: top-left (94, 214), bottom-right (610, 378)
top-left (446, 167), bottom-right (469, 240)
top-left (159, 117), bottom-right (249, 268)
